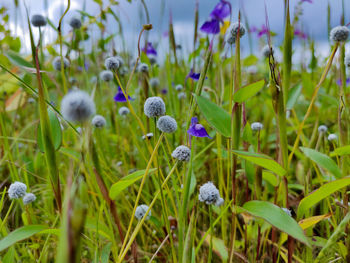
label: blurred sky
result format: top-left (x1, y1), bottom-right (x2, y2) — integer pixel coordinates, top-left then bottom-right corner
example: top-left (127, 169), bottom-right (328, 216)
top-left (1, 0), bottom-right (349, 58)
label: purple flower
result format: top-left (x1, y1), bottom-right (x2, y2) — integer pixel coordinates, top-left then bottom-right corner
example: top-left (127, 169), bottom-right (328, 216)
top-left (187, 117), bottom-right (212, 139)
top-left (336, 78), bottom-right (350, 86)
top-left (200, 0), bottom-right (231, 35)
top-left (294, 29), bottom-right (307, 39)
top-left (114, 87), bottom-right (133, 102)
top-left (301, 0), bottom-right (312, 3)
top-left (142, 42), bottom-right (157, 56)
top-left (161, 88), bottom-right (168, 94)
top-left (186, 68), bottom-right (207, 81)
top-left (200, 19), bottom-right (221, 34)
top-left (257, 25), bottom-right (269, 38)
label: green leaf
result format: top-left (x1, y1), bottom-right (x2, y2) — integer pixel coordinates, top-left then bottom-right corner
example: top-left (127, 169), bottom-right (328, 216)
top-left (194, 94), bottom-right (231, 137)
top-left (241, 201), bottom-right (310, 246)
top-left (243, 55), bottom-right (258, 67)
top-left (232, 150), bottom-right (286, 177)
top-left (101, 242), bottom-right (112, 263)
top-left (297, 177), bottom-right (350, 218)
top-left (330, 145), bottom-right (350, 157)
top-left (109, 168), bottom-right (157, 199)
top-left (286, 84), bottom-right (302, 110)
top-left (0, 225), bottom-right (48, 251)
top-left (37, 109), bottom-right (62, 152)
top-left (300, 147), bottom-right (341, 178)
top-left (233, 80), bottom-right (265, 103)
top-left (204, 234), bottom-right (228, 261)
top-left (6, 50), bottom-right (32, 68)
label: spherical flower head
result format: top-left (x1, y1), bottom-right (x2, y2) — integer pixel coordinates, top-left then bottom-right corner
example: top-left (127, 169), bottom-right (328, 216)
top-left (53, 56), bottom-right (70, 71)
top-left (8, 182), bottom-right (27, 199)
top-left (215, 197), bottom-right (224, 207)
top-left (115, 56), bottom-right (124, 67)
top-left (142, 133), bottom-right (154, 140)
top-left (345, 54), bottom-right (350, 68)
top-left (150, 77), bottom-right (160, 88)
top-left (105, 57), bottom-right (120, 71)
top-left (144, 97), bottom-right (166, 118)
top-left (157, 115), bottom-right (177, 133)
top-left (69, 16), bottom-right (82, 29)
top-left (118, 106), bottom-right (130, 116)
top-left (282, 208), bottom-right (292, 217)
top-left (171, 145), bottom-right (191, 162)
top-left (226, 22), bottom-right (246, 44)
top-left (178, 92), bottom-right (186, 100)
top-left (31, 14), bottom-right (47, 27)
top-left (330, 26), bottom-right (349, 42)
top-left (23, 193), bottom-right (36, 205)
top-left (251, 122), bottom-right (263, 131)
top-left (318, 125), bottom-right (328, 133)
top-left (99, 70), bottom-right (114, 82)
top-left (175, 84), bottom-right (183, 91)
top-left (262, 45), bottom-right (274, 58)
top-left (61, 90), bottom-right (96, 123)
top-left (328, 133), bottom-right (338, 141)
top-left (198, 182), bottom-right (221, 205)
top-left (135, 204), bottom-right (151, 220)
top-left (138, 63), bottom-right (149, 73)
top-left (92, 115), bottom-right (106, 128)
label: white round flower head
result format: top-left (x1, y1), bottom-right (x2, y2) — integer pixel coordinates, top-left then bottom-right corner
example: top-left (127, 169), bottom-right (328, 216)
top-left (99, 70), bottom-right (114, 82)
top-left (115, 56), bottom-right (124, 67)
top-left (345, 54), bottom-right (350, 68)
top-left (282, 208), bottom-right (292, 217)
top-left (318, 125), bottom-right (328, 133)
top-left (148, 54), bottom-right (157, 65)
top-left (8, 182), bottom-right (27, 199)
top-left (52, 56), bottom-right (70, 71)
top-left (116, 161), bottom-right (123, 167)
top-left (172, 145), bottom-right (191, 162)
top-left (150, 77), bottom-right (160, 88)
top-left (157, 115), bottom-right (177, 133)
top-left (138, 63), bottom-right (149, 73)
top-left (251, 122), bottom-right (263, 131)
top-left (144, 97), bottom-right (166, 118)
top-left (142, 133), bottom-right (154, 140)
top-left (328, 133), bottom-right (338, 141)
top-left (69, 16), bottom-right (82, 29)
top-left (105, 57), bottom-right (120, 71)
top-left (226, 22), bottom-right (246, 45)
top-left (23, 193), bottom-right (36, 205)
top-left (198, 182), bottom-right (220, 205)
top-left (330, 26), bottom-right (350, 42)
top-left (135, 204), bottom-right (151, 220)
top-left (61, 90), bottom-right (96, 123)
top-left (175, 84), bottom-right (183, 91)
top-left (92, 115), bottom-right (106, 128)
top-left (28, 97), bottom-right (35, 104)
top-left (262, 45), bottom-right (274, 58)
top-left (177, 92), bottom-right (186, 100)
top-left (215, 197), bottom-right (224, 207)
top-left (118, 106), bottom-right (130, 116)
top-left (31, 14), bottom-right (47, 27)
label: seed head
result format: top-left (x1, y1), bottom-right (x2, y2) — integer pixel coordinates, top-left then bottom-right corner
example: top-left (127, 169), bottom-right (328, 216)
top-left (251, 122), bottom-right (263, 131)
top-left (318, 125), bottom-right (328, 133)
top-left (142, 133), bottom-right (154, 140)
top-left (135, 204), bottom-right (151, 220)
top-left (262, 45), bottom-right (274, 58)
top-left (226, 22), bottom-right (246, 44)
top-left (8, 182), bottom-right (27, 199)
top-left (92, 115), bottom-right (106, 128)
top-left (198, 182), bottom-right (222, 205)
top-left (328, 133), bottom-right (338, 141)
top-left (157, 115), bottom-right (177, 133)
top-left (52, 56), bottom-right (70, 71)
top-left (31, 14), bottom-right (47, 27)
top-left (99, 70), bottom-right (114, 82)
top-left (178, 92), bottom-right (186, 100)
top-left (144, 97), bottom-right (166, 118)
top-left (105, 57), bottom-right (120, 71)
top-left (330, 26), bottom-right (349, 42)
top-left (150, 77), bottom-right (160, 88)
top-left (118, 106), bottom-right (130, 116)
top-left (23, 193), bottom-right (36, 205)
top-left (61, 90), bottom-right (96, 123)
top-left (171, 145), bottom-right (191, 162)
top-left (175, 84), bottom-right (183, 91)
top-left (138, 63), bottom-right (149, 73)
top-left (69, 16), bottom-right (82, 29)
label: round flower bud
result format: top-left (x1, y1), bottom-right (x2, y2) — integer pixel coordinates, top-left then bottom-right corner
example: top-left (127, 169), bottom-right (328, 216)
top-left (138, 63), bottom-right (149, 73)
top-left (150, 77), bottom-right (160, 88)
top-left (330, 26), bottom-right (349, 42)
top-left (142, 133), bottom-right (154, 140)
top-left (177, 92), bottom-right (186, 100)
top-left (99, 70), bottom-right (114, 82)
top-left (61, 90), bottom-right (96, 123)
top-left (198, 182), bottom-right (221, 205)
top-left (52, 56), bottom-right (70, 71)
top-left (171, 145), bottom-right (191, 162)
top-left (328, 133), bottom-right (338, 141)
top-left (92, 115), bottom-right (106, 128)
top-left (262, 45), bottom-right (274, 58)
top-left (157, 115), bottom-right (177, 133)
top-left (226, 22), bottom-right (246, 44)
top-left (105, 57), bottom-right (120, 71)
top-left (69, 16), bottom-right (82, 29)
top-left (318, 125), bottom-right (328, 133)
top-left (23, 193), bottom-right (36, 205)
top-left (31, 14), bottom-right (47, 27)
top-left (175, 84), bottom-right (183, 91)
top-left (135, 204), bottom-right (151, 220)
top-left (118, 106), bottom-right (130, 116)
top-left (251, 122), bottom-right (263, 131)
top-left (345, 54), bottom-right (350, 68)
top-left (8, 182), bottom-right (27, 199)
top-left (144, 97), bottom-right (166, 118)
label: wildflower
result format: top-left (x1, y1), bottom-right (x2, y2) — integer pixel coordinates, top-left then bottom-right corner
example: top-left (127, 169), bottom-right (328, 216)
top-left (187, 68), bottom-right (207, 81)
top-left (28, 98), bottom-right (35, 104)
top-left (52, 56), bottom-right (70, 71)
top-left (142, 42), bottom-right (157, 56)
top-left (345, 54), bottom-right (350, 68)
top-left (282, 208), bottom-right (292, 217)
top-left (262, 45), bottom-right (274, 58)
top-left (92, 115), bottom-right (106, 128)
top-left (328, 134), bottom-right (338, 141)
top-left (144, 97), bottom-right (166, 118)
top-left (251, 122), bottom-right (263, 131)
top-left (198, 181), bottom-right (223, 206)
top-left (172, 145), bottom-right (191, 162)
top-left (336, 78), bottom-right (350, 86)
top-left (216, 197), bottom-right (224, 206)
top-left (135, 204), bottom-right (151, 220)
top-left (138, 63), bottom-right (149, 73)
top-left (115, 56), bottom-right (124, 67)
top-left (330, 26), bottom-right (350, 42)
top-left (178, 92), bottom-right (186, 100)
top-left (157, 116), bottom-right (177, 133)
top-left (294, 29), bottom-right (307, 40)
top-left (8, 182), bottom-right (27, 199)
top-left (142, 133), bottom-right (154, 140)
top-left (187, 117), bottom-right (212, 139)
top-left (105, 57), bottom-right (120, 71)
top-left (23, 193), bottom-right (36, 205)
top-left (116, 161), bottom-right (123, 167)
top-left (318, 125), bottom-right (328, 133)
top-left (69, 16), bottom-right (82, 29)
top-left (175, 84), bottom-right (183, 91)
top-left (200, 0), bottom-right (231, 34)
top-left (118, 106), bottom-right (130, 116)
top-left (114, 87), bottom-right (133, 102)
top-left (150, 77), bottom-right (160, 88)
top-left (31, 14), bottom-right (47, 27)
top-left (99, 70), bottom-right (114, 82)
top-left (225, 22), bottom-right (246, 44)
top-left (161, 88), bottom-right (168, 94)
top-left (61, 90), bottom-right (96, 123)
